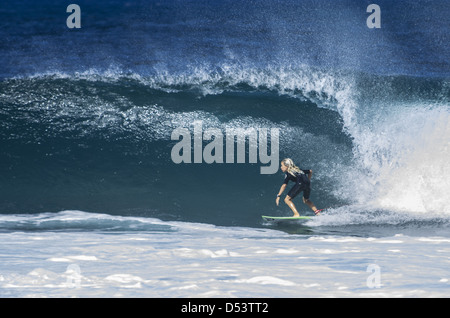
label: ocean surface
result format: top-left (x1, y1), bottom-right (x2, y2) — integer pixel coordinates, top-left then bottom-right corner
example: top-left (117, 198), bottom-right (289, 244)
top-left (0, 0), bottom-right (449, 297)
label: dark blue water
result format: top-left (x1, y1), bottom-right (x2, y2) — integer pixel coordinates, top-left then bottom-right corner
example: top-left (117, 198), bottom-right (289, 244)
top-left (1, 0), bottom-right (449, 78)
top-left (1, 0), bottom-right (449, 232)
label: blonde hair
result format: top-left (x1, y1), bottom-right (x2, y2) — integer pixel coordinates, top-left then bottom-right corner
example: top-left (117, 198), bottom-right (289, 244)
top-left (281, 158), bottom-right (303, 177)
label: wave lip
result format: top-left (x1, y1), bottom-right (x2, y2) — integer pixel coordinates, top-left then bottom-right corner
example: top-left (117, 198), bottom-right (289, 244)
top-left (9, 63), bottom-right (351, 106)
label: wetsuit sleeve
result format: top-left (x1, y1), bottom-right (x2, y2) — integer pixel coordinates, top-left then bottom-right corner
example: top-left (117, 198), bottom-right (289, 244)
top-left (283, 173), bottom-right (289, 185)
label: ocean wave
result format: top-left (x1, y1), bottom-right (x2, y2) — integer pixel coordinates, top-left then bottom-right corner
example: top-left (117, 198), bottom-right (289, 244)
top-left (1, 65), bottom-right (449, 226)
top-left (0, 210), bottom-right (174, 233)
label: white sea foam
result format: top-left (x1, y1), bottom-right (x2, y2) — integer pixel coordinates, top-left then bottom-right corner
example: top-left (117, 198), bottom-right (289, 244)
top-left (1, 216), bottom-right (449, 297)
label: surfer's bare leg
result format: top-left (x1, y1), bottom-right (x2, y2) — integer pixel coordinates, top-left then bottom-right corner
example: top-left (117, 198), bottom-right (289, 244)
top-left (284, 196), bottom-right (300, 217)
top-left (303, 197), bottom-right (318, 213)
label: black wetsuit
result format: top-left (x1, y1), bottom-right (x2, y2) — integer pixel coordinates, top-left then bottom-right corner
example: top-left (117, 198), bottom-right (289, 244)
top-left (283, 170), bottom-right (311, 200)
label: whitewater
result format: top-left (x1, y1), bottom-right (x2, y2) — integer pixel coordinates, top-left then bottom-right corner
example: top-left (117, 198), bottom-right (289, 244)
top-left (0, 210), bottom-right (449, 298)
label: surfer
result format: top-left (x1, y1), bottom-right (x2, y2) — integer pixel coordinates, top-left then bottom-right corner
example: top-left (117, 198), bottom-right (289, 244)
top-left (276, 158), bottom-right (320, 217)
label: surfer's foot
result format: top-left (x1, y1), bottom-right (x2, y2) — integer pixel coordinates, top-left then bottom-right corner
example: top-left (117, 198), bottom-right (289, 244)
top-left (314, 209), bottom-right (323, 216)
top-left (293, 213), bottom-right (300, 217)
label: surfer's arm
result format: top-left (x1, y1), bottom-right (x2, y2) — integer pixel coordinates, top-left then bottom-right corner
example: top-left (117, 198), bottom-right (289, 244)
top-left (275, 184), bottom-right (287, 206)
top-left (301, 169), bottom-right (312, 180)
top-left (278, 183), bottom-right (287, 196)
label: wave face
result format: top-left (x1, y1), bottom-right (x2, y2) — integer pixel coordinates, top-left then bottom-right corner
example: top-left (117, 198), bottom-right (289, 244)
top-left (1, 68), bottom-right (449, 228)
top-left (0, 68), bottom-right (352, 225)
top-left (1, 0), bottom-right (449, 230)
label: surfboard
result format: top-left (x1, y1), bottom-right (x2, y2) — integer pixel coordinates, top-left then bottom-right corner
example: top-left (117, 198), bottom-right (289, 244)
top-left (262, 215), bottom-right (312, 221)
top-left (262, 209), bottom-right (325, 222)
